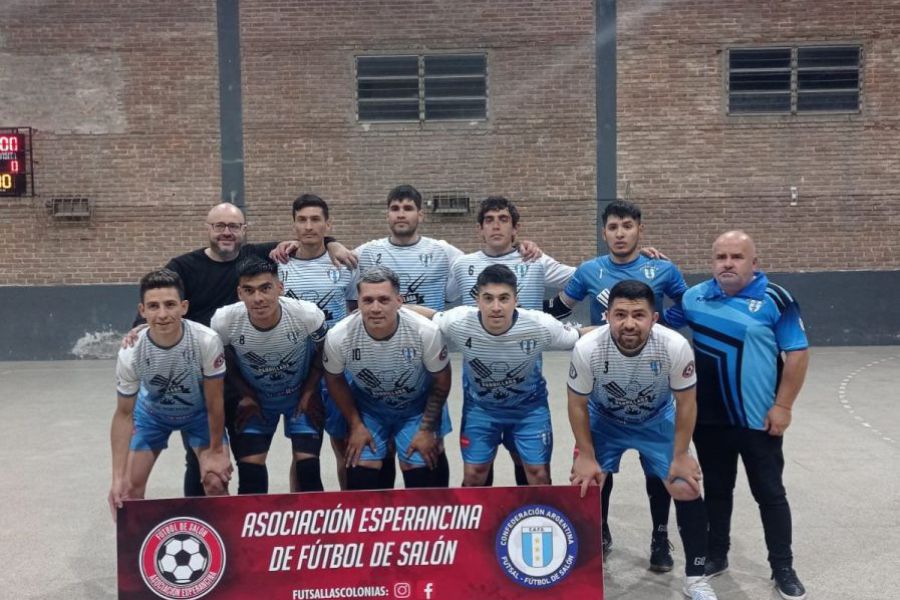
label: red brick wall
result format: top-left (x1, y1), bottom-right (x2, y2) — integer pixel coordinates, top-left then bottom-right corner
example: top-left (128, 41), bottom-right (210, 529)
top-left (617, 0), bottom-right (900, 273)
top-left (1, 0), bottom-right (896, 285)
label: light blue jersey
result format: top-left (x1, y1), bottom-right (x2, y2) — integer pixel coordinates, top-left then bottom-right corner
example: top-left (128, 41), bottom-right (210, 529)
top-left (353, 237), bottom-right (463, 311)
top-left (564, 254), bottom-right (688, 326)
top-left (279, 252), bottom-right (355, 326)
top-left (447, 250), bottom-right (574, 310)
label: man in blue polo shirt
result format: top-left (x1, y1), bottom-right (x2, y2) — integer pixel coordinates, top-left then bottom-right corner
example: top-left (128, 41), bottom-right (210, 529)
top-left (678, 230), bottom-right (809, 600)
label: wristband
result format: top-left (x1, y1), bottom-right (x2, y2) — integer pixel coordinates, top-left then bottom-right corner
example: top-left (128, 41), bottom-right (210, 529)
top-left (775, 403), bottom-right (792, 411)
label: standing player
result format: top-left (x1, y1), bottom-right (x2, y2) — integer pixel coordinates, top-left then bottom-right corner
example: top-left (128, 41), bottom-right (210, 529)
top-left (410, 265), bottom-right (589, 485)
top-left (278, 193), bottom-right (356, 489)
top-left (446, 196), bottom-right (575, 485)
top-left (568, 280), bottom-right (717, 600)
top-left (323, 266), bottom-right (452, 490)
top-left (109, 269), bottom-right (232, 520)
top-left (211, 256), bottom-right (328, 494)
top-left (548, 199), bottom-right (689, 568)
top-left (123, 202), bottom-right (353, 496)
top-left (678, 231), bottom-right (809, 600)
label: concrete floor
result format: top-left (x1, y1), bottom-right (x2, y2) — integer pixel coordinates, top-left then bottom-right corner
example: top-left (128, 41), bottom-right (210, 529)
top-left (1, 346), bottom-right (898, 599)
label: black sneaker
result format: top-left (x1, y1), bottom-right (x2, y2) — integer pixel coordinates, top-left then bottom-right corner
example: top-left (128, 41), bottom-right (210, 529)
top-left (601, 526), bottom-right (612, 559)
top-left (649, 534), bottom-right (674, 572)
top-left (704, 556), bottom-right (729, 578)
top-left (772, 567), bottom-right (807, 600)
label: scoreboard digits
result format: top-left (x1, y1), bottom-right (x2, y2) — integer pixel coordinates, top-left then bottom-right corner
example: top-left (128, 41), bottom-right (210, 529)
top-left (0, 129), bottom-right (31, 196)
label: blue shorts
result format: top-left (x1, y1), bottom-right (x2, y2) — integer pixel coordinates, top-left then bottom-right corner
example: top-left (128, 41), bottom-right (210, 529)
top-left (360, 408), bottom-right (453, 467)
top-left (131, 408), bottom-right (222, 452)
top-left (321, 379), bottom-right (349, 440)
top-left (590, 414), bottom-right (674, 480)
top-left (241, 396), bottom-right (319, 438)
top-left (460, 403), bottom-right (553, 466)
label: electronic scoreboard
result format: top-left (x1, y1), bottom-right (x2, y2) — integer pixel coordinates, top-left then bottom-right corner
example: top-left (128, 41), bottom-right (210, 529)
top-left (0, 128), bottom-right (31, 196)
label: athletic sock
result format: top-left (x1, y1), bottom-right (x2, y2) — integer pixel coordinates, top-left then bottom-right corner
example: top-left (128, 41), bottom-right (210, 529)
top-left (295, 458), bottom-right (324, 492)
top-left (674, 498), bottom-right (709, 577)
top-left (237, 462), bottom-right (269, 495)
top-left (348, 466), bottom-right (382, 490)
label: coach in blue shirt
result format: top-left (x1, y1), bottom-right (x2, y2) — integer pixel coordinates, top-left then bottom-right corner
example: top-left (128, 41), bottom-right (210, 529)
top-left (679, 230), bottom-right (809, 600)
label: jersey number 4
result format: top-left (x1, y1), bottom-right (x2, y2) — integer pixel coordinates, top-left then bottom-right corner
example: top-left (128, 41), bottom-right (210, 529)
top-left (464, 337), bottom-right (473, 348)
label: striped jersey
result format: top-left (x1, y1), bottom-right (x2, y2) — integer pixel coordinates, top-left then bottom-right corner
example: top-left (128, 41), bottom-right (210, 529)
top-left (568, 324), bottom-right (696, 426)
top-left (323, 307), bottom-right (449, 418)
top-left (116, 319), bottom-right (226, 423)
top-left (434, 306), bottom-right (580, 418)
top-left (352, 237), bottom-right (464, 310)
top-left (681, 272), bottom-right (808, 430)
top-left (447, 250), bottom-right (575, 310)
top-left (278, 251), bottom-right (356, 326)
top-left (211, 297), bottom-right (327, 405)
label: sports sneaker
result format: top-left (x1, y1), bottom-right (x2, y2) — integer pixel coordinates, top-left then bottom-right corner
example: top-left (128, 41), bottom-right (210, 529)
top-left (704, 556), bottom-right (728, 578)
top-left (683, 575), bottom-right (718, 600)
top-left (601, 525), bottom-right (613, 559)
top-left (772, 567), bottom-right (807, 600)
top-left (649, 534), bottom-right (674, 572)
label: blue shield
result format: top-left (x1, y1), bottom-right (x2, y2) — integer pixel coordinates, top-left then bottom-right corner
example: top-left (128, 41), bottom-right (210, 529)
top-left (521, 526), bottom-right (553, 568)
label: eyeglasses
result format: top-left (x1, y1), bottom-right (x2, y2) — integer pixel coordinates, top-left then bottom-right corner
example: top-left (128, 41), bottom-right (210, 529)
top-left (207, 222), bottom-right (246, 233)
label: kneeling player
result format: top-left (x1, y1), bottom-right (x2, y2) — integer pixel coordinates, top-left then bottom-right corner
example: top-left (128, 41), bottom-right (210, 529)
top-left (411, 264), bottom-right (589, 486)
top-left (568, 280), bottom-right (717, 600)
top-left (324, 266), bottom-right (452, 490)
top-left (211, 256), bottom-right (328, 494)
top-left (109, 269), bottom-right (232, 520)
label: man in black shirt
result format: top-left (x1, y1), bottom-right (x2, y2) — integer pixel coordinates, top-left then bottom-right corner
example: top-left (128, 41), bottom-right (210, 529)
top-left (126, 202), bottom-right (353, 495)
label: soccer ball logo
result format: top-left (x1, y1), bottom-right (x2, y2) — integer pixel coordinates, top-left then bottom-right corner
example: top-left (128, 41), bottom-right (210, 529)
top-left (157, 534), bottom-right (208, 585)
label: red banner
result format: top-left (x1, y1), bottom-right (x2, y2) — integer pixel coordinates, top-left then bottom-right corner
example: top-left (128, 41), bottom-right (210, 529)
top-left (117, 486), bottom-right (603, 600)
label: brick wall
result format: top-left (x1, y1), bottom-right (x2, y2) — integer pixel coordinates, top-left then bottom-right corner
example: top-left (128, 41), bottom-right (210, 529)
top-left (0, 0), bottom-right (897, 285)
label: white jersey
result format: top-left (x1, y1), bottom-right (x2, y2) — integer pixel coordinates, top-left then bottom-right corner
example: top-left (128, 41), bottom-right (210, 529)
top-left (211, 297), bottom-right (327, 404)
top-left (352, 237), bottom-right (464, 310)
top-left (116, 319), bottom-right (225, 423)
top-left (434, 306), bottom-right (579, 417)
top-left (446, 250), bottom-right (575, 310)
top-left (568, 325), bottom-right (696, 425)
top-left (278, 252), bottom-right (356, 326)
top-left (323, 307), bottom-right (449, 418)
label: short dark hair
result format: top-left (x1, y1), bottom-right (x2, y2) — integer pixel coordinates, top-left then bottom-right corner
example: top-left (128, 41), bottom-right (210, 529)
top-left (292, 193), bottom-right (329, 220)
top-left (601, 200), bottom-right (642, 226)
top-left (477, 196), bottom-right (520, 227)
top-left (357, 265), bottom-right (401, 294)
top-left (386, 184), bottom-right (422, 210)
top-left (140, 268), bottom-right (185, 302)
top-left (476, 264), bottom-right (518, 294)
top-left (236, 255), bottom-right (279, 282)
top-left (607, 279), bottom-right (655, 309)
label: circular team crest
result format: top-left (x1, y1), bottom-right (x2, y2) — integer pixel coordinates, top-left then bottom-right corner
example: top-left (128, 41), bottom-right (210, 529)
top-left (495, 504), bottom-right (578, 588)
top-left (139, 517), bottom-right (226, 599)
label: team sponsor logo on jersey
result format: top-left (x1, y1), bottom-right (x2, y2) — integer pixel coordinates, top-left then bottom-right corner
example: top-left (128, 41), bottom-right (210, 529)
top-left (401, 347), bottom-right (418, 362)
top-left (747, 299), bottom-right (762, 312)
top-left (514, 263), bottom-right (529, 280)
top-left (139, 516), bottom-right (226, 599)
top-left (495, 504), bottom-right (578, 589)
top-left (419, 253), bottom-right (433, 267)
top-left (650, 360), bottom-right (661, 375)
top-left (643, 265), bottom-right (657, 280)
top-left (212, 353), bottom-right (225, 369)
top-left (519, 339), bottom-right (538, 355)
top-left (569, 364), bottom-right (577, 379)
top-left (682, 360), bottom-right (695, 378)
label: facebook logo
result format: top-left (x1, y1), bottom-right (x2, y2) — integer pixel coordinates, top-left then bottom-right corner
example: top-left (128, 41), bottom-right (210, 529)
top-left (417, 581), bottom-right (435, 599)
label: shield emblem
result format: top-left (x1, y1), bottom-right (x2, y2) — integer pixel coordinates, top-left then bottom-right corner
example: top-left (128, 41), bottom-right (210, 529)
top-left (402, 347), bottom-right (417, 362)
top-left (748, 299), bottom-right (762, 313)
top-left (519, 339), bottom-right (537, 355)
top-left (420, 253), bottom-right (433, 266)
top-left (327, 268), bottom-right (341, 283)
top-left (515, 263), bottom-right (529, 279)
top-left (643, 265), bottom-right (656, 280)
top-left (522, 526), bottom-right (553, 568)
top-left (650, 360), bottom-right (661, 375)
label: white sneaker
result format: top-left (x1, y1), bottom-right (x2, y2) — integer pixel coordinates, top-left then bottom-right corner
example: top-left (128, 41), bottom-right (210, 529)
top-left (684, 575), bottom-right (718, 600)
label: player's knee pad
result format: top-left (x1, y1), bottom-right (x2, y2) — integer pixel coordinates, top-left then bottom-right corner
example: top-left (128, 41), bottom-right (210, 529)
top-left (291, 434), bottom-right (323, 457)
top-left (237, 461), bottom-right (269, 495)
top-left (402, 467), bottom-right (437, 489)
top-left (667, 477), bottom-right (701, 502)
top-left (232, 433), bottom-right (274, 461)
top-left (378, 456), bottom-right (397, 489)
top-left (348, 466), bottom-right (382, 490)
top-left (183, 449), bottom-right (205, 498)
top-left (295, 458), bottom-right (324, 492)
top-left (514, 463), bottom-right (529, 486)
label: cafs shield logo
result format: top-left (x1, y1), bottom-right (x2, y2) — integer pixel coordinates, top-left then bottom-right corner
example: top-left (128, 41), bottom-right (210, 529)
top-left (326, 268), bottom-right (341, 284)
top-left (519, 339), bottom-right (537, 355)
top-left (643, 265), bottom-right (656, 280)
top-left (522, 526), bottom-right (554, 568)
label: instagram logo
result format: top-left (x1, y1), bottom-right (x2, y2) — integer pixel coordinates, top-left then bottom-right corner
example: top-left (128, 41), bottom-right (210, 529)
top-left (393, 582), bottom-right (411, 598)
